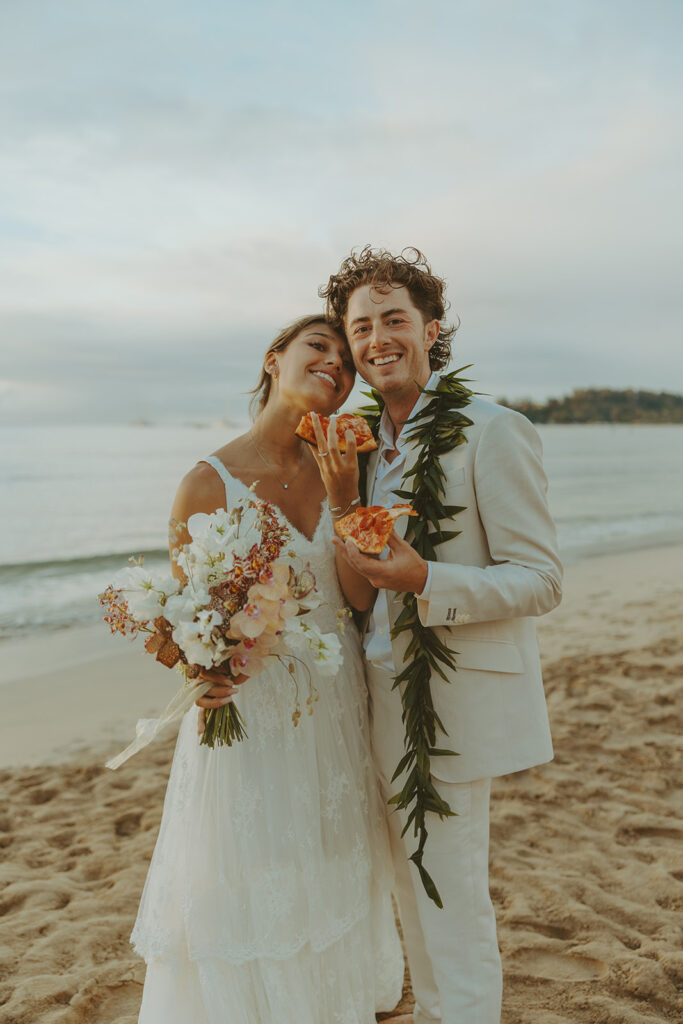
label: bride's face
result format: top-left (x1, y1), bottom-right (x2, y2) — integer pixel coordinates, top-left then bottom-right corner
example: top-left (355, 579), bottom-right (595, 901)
top-left (269, 325), bottom-right (355, 414)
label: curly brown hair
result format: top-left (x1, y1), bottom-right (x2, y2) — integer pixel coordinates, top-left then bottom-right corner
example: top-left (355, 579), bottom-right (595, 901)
top-left (319, 246), bottom-right (459, 371)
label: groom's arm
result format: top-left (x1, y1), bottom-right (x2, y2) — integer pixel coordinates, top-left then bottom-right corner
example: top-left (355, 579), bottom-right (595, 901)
top-left (416, 408), bottom-right (562, 626)
top-left (339, 409), bottom-right (562, 625)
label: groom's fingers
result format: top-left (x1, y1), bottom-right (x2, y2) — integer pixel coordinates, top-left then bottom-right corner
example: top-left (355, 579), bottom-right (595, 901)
top-left (386, 532), bottom-right (412, 553)
top-left (332, 535), bottom-right (357, 560)
top-left (332, 536), bottom-right (373, 576)
top-left (340, 538), bottom-right (381, 578)
top-left (340, 534), bottom-right (428, 593)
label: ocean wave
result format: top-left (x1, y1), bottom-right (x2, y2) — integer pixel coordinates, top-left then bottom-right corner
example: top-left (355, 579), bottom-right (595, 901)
top-left (0, 549), bottom-right (169, 579)
top-left (0, 550), bottom-right (172, 640)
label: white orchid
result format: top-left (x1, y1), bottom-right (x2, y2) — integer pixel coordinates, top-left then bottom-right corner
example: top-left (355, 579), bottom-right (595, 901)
top-left (311, 631), bottom-right (343, 674)
top-left (172, 619), bottom-right (230, 669)
top-left (189, 507), bottom-right (241, 553)
top-left (111, 565), bottom-right (180, 621)
top-left (163, 586), bottom-right (211, 627)
top-left (284, 620), bottom-right (343, 676)
top-left (178, 507), bottom-right (257, 583)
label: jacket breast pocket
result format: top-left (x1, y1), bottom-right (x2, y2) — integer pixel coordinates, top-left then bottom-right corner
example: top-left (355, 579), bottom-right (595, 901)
top-left (443, 637), bottom-right (524, 674)
top-left (443, 466), bottom-right (466, 492)
top-left (442, 466), bottom-right (467, 505)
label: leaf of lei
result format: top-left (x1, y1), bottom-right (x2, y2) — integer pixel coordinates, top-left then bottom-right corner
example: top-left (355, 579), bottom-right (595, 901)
top-left (359, 368), bottom-right (474, 907)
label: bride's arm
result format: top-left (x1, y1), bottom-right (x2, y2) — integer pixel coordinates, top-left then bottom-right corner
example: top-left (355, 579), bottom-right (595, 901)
top-left (168, 466), bottom-right (243, 718)
top-left (331, 537), bottom-right (376, 611)
top-left (310, 415), bottom-right (376, 612)
top-left (332, 536), bottom-right (376, 611)
top-left (168, 464), bottom-right (225, 583)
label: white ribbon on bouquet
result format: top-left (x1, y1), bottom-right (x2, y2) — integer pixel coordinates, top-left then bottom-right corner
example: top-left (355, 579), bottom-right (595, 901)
top-left (105, 678), bottom-right (215, 770)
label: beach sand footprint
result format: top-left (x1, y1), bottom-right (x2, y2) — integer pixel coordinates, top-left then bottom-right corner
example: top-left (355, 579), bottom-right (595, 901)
top-left (27, 787), bottom-right (58, 805)
top-left (114, 811), bottom-right (143, 837)
top-left (68, 978), bottom-right (143, 1024)
top-left (518, 921), bottom-right (575, 941)
top-left (507, 949), bottom-right (609, 982)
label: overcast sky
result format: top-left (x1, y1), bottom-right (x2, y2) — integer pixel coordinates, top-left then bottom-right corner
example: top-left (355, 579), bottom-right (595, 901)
top-left (1, 0), bottom-right (681, 424)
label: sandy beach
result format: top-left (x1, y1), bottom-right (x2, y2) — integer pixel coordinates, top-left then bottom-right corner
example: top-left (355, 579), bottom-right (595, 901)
top-left (1, 544), bottom-right (682, 1023)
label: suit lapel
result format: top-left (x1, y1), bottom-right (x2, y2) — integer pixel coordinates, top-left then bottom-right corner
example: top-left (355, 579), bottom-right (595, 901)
top-left (394, 501), bottom-right (412, 540)
top-left (365, 450), bottom-right (380, 507)
top-left (366, 422), bottom-right (423, 542)
top-left (393, 433), bottom-right (422, 541)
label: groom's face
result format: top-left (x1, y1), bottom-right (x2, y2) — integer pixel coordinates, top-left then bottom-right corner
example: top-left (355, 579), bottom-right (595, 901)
top-left (345, 284), bottom-right (438, 395)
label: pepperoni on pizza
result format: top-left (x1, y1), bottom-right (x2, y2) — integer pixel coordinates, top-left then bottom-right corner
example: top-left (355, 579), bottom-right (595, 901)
top-left (334, 504), bottom-right (417, 555)
top-left (295, 412), bottom-right (377, 453)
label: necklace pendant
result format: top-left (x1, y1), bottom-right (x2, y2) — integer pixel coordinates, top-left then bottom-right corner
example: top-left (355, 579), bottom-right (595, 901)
top-left (283, 483), bottom-right (288, 489)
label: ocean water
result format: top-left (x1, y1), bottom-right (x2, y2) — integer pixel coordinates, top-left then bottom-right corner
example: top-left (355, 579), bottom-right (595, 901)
top-left (2, 422), bottom-right (683, 639)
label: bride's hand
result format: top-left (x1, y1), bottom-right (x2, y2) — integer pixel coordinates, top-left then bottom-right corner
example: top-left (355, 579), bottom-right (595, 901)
top-left (194, 668), bottom-right (247, 734)
top-left (309, 412), bottom-right (360, 512)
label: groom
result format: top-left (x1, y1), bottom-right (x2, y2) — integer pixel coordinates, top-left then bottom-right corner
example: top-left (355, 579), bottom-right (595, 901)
top-left (321, 247), bottom-right (562, 1024)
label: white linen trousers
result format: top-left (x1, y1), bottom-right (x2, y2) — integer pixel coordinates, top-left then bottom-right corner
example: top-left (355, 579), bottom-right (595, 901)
top-left (367, 662), bottom-right (503, 1024)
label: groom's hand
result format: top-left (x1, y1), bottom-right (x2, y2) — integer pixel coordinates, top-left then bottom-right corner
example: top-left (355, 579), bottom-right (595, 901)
top-left (332, 532), bottom-right (429, 594)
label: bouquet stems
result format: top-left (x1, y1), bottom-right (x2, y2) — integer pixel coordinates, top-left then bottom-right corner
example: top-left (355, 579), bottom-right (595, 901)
top-left (200, 702), bottom-right (248, 747)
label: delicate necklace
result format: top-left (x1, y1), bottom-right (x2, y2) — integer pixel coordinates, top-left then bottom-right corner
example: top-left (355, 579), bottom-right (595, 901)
top-left (249, 430), bottom-right (307, 490)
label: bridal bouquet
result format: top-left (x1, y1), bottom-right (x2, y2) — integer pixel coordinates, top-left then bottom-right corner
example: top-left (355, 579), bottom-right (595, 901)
top-left (99, 491), bottom-right (342, 767)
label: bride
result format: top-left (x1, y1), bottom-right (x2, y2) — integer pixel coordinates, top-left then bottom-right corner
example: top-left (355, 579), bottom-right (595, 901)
top-left (132, 315), bottom-right (405, 1023)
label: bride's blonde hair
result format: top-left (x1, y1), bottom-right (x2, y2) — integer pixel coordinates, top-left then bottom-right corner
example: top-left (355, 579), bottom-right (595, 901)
top-left (249, 315), bottom-right (348, 417)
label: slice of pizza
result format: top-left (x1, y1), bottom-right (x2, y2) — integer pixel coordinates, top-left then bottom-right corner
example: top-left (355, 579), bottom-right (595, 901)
top-left (295, 412), bottom-right (378, 453)
top-left (334, 504), bottom-right (417, 555)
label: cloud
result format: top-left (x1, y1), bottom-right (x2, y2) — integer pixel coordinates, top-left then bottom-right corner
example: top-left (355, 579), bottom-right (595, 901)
top-left (1, 0), bottom-right (682, 420)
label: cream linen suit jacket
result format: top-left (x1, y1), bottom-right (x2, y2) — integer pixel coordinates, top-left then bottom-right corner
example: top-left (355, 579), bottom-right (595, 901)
top-left (365, 394), bottom-right (562, 785)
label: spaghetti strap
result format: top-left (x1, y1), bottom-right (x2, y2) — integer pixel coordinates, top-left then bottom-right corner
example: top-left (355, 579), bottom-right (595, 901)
top-left (200, 455), bottom-right (232, 504)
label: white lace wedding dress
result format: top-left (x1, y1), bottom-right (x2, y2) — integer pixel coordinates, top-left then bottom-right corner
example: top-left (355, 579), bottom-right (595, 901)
top-left (132, 457), bottom-right (404, 1023)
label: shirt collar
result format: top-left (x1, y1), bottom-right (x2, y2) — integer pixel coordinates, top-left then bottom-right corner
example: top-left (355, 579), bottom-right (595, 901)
top-left (378, 371), bottom-right (440, 454)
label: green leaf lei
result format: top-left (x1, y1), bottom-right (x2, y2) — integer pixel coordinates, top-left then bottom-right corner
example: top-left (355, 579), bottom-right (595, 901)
top-left (359, 368), bottom-right (474, 907)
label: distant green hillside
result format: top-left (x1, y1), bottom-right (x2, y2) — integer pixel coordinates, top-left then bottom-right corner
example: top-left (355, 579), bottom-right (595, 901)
top-left (500, 389), bottom-right (683, 424)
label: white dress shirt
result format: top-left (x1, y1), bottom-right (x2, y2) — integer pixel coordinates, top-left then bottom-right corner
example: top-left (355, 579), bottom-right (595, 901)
top-left (364, 373), bottom-right (438, 672)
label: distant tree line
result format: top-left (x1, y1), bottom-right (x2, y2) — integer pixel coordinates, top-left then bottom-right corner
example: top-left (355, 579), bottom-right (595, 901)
top-left (499, 388), bottom-right (683, 424)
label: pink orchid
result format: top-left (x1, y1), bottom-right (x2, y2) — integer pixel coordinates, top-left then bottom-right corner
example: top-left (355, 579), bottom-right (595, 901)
top-left (250, 561), bottom-right (290, 601)
top-left (229, 595), bottom-right (281, 639)
top-left (229, 646), bottom-right (265, 679)
top-left (229, 564), bottom-right (299, 640)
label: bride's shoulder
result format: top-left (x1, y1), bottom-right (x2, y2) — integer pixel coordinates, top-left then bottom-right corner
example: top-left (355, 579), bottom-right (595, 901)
top-left (181, 459), bottom-right (221, 491)
top-left (172, 462), bottom-right (225, 520)
top-left (172, 434), bottom-right (255, 519)
top-left (210, 434), bottom-right (254, 474)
